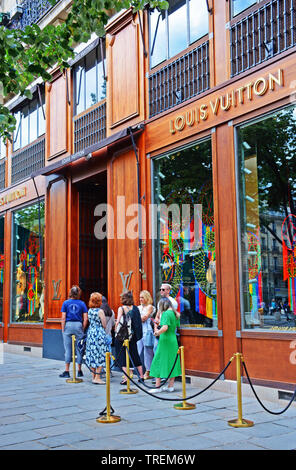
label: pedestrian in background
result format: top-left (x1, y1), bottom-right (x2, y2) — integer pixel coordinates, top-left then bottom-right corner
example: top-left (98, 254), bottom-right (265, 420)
top-left (59, 285), bottom-right (88, 378)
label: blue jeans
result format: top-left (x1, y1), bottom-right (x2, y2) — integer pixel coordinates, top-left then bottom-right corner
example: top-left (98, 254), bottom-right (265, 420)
top-left (63, 321), bottom-right (84, 364)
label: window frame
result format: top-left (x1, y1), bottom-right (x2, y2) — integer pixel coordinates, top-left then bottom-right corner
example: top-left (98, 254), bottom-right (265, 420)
top-left (73, 43), bottom-right (106, 117)
top-left (149, 0), bottom-right (210, 70)
top-left (10, 199), bottom-right (45, 324)
top-left (12, 90), bottom-right (46, 153)
top-left (151, 136), bottom-right (218, 330)
top-left (230, 0), bottom-right (260, 19)
top-left (234, 104), bottom-right (296, 333)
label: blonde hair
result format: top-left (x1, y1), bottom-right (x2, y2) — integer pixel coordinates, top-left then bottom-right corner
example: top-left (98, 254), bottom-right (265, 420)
top-left (89, 292), bottom-right (103, 308)
top-left (140, 290), bottom-right (153, 305)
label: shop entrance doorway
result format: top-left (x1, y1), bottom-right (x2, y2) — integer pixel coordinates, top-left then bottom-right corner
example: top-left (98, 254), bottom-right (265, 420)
top-left (77, 171), bottom-right (107, 304)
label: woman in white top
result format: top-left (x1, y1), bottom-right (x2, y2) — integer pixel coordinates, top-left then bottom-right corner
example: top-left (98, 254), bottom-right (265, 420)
top-left (137, 290), bottom-right (155, 380)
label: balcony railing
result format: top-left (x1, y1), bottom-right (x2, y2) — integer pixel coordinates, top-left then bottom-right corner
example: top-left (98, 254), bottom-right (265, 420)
top-left (230, 0), bottom-right (296, 77)
top-left (148, 41), bottom-right (210, 118)
top-left (9, 0), bottom-right (60, 30)
top-left (11, 136), bottom-right (45, 184)
top-left (73, 101), bottom-right (107, 154)
top-left (0, 160), bottom-right (5, 190)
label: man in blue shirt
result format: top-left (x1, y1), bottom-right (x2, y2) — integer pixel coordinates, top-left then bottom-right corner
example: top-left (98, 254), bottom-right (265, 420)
top-left (59, 285), bottom-right (88, 378)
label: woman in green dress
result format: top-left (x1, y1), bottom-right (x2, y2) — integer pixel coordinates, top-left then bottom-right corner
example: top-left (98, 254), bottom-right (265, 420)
top-left (150, 298), bottom-right (181, 393)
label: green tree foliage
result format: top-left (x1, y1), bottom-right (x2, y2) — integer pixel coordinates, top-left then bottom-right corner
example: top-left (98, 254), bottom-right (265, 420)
top-left (0, 0), bottom-right (168, 141)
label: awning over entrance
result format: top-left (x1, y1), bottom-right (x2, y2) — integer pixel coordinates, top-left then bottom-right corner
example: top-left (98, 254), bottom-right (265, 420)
top-left (31, 124), bottom-right (144, 178)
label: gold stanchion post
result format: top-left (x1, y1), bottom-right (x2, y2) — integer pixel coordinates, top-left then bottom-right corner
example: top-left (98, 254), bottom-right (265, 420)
top-left (228, 353), bottom-right (254, 428)
top-left (66, 335), bottom-right (83, 384)
top-left (120, 339), bottom-right (138, 394)
top-left (97, 352), bottom-right (121, 423)
top-left (174, 346), bottom-right (196, 410)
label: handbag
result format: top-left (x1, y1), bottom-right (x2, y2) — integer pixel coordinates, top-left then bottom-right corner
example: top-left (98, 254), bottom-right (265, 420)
top-left (144, 329), bottom-right (154, 347)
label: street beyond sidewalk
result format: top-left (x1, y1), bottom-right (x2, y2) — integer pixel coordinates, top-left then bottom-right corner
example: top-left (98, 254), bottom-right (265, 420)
top-left (0, 350), bottom-right (296, 451)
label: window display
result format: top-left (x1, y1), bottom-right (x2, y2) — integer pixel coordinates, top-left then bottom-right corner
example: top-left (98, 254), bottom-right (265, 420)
top-left (153, 139), bottom-right (217, 328)
top-left (11, 202), bottom-right (45, 323)
top-left (237, 106), bottom-right (296, 330)
top-left (0, 216), bottom-right (4, 322)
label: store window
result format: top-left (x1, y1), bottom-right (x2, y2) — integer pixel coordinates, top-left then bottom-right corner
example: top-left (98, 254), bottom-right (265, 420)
top-left (149, 0), bottom-right (209, 69)
top-left (237, 106), bottom-right (296, 330)
top-left (153, 139), bottom-right (217, 328)
top-left (11, 202), bottom-right (45, 323)
top-left (231, 0), bottom-right (257, 17)
top-left (0, 216), bottom-right (4, 322)
top-left (74, 44), bottom-right (106, 116)
top-left (13, 92), bottom-right (46, 152)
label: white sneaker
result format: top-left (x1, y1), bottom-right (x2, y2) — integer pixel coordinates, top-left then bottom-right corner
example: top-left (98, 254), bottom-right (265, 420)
top-left (150, 387), bottom-right (163, 393)
top-left (162, 385), bottom-right (175, 392)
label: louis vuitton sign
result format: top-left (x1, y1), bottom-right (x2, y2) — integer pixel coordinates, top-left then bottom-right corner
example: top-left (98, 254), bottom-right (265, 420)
top-left (0, 187), bottom-right (27, 207)
top-left (169, 69), bottom-right (284, 135)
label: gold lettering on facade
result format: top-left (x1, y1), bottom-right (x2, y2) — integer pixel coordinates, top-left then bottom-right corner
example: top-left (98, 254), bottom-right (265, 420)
top-left (175, 115), bottom-right (186, 131)
top-left (0, 187), bottom-right (27, 207)
top-left (253, 77), bottom-right (268, 96)
top-left (168, 68), bottom-right (285, 135)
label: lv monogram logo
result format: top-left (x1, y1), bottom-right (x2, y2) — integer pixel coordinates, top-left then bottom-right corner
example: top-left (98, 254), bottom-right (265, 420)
top-left (119, 271), bottom-right (133, 294)
top-left (52, 279), bottom-right (62, 300)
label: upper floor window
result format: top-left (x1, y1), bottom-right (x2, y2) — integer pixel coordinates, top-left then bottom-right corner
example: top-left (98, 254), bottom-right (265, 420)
top-left (74, 44), bottom-right (106, 116)
top-left (13, 92), bottom-right (46, 152)
top-left (149, 0), bottom-right (209, 69)
top-left (0, 138), bottom-right (6, 160)
top-left (231, 0), bottom-right (257, 17)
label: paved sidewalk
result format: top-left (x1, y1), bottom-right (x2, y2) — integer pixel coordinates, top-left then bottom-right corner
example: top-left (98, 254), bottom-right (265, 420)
top-left (0, 351), bottom-right (296, 451)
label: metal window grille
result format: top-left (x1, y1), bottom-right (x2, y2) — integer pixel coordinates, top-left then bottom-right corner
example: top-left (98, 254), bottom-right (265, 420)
top-left (73, 101), bottom-right (106, 154)
top-left (9, 0), bottom-right (59, 30)
top-left (0, 161), bottom-right (5, 190)
top-left (11, 136), bottom-right (45, 184)
top-left (148, 41), bottom-right (210, 118)
top-left (230, 0), bottom-right (296, 77)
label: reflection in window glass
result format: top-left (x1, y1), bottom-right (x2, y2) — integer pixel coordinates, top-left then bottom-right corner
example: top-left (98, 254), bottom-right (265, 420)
top-left (74, 43), bottom-right (106, 116)
top-left (29, 99), bottom-right (38, 143)
top-left (190, 0), bottom-right (209, 44)
top-left (232, 0), bottom-right (257, 17)
top-left (85, 49), bottom-right (97, 110)
top-left (150, 9), bottom-right (167, 68)
top-left (168, 0), bottom-right (187, 58)
top-left (153, 139), bottom-right (218, 329)
top-left (0, 138), bottom-right (6, 159)
top-left (13, 91), bottom-right (46, 151)
top-left (21, 105), bottom-right (29, 148)
top-left (150, 0), bottom-right (209, 68)
top-left (38, 95), bottom-right (46, 137)
top-left (237, 106), bottom-right (296, 330)
top-left (12, 202), bottom-right (45, 323)
top-left (0, 216), bottom-right (4, 322)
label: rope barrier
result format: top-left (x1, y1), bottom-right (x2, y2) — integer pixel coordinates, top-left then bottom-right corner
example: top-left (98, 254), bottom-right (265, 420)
top-left (242, 360), bottom-right (296, 415)
top-left (71, 335), bottom-right (296, 425)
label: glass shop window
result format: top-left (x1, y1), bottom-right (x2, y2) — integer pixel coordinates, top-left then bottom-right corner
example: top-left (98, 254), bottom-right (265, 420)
top-left (11, 202), bottom-right (45, 323)
top-left (237, 106), bottom-right (296, 331)
top-left (149, 0), bottom-right (209, 68)
top-left (0, 216), bottom-right (4, 322)
top-left (231, 0), bottom-right (257, 17)
top-left (13, 90), bottom-right (46, 152)
top-left (153, 138), bottom-right (218, 329)
top-left (74, 43), bottom-right (106, 116)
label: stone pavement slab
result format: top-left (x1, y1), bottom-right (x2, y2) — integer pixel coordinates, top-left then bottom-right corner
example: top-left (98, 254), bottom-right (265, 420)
top-left (0, 350), bottom-right (296, 452)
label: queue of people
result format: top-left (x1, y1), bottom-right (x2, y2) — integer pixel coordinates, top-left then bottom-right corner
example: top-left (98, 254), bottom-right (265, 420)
top-left (59, 283), bottom-right (181, 392)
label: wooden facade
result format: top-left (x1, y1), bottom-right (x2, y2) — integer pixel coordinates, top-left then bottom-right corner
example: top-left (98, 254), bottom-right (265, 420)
top-left (1, 1), bottom-right (296, 388)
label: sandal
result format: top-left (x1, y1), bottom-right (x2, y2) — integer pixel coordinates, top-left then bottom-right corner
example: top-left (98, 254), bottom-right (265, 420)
top-left (120, 379), bottom-right (127, 385)
top-left (92, 380), bottom-right (106, 385)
